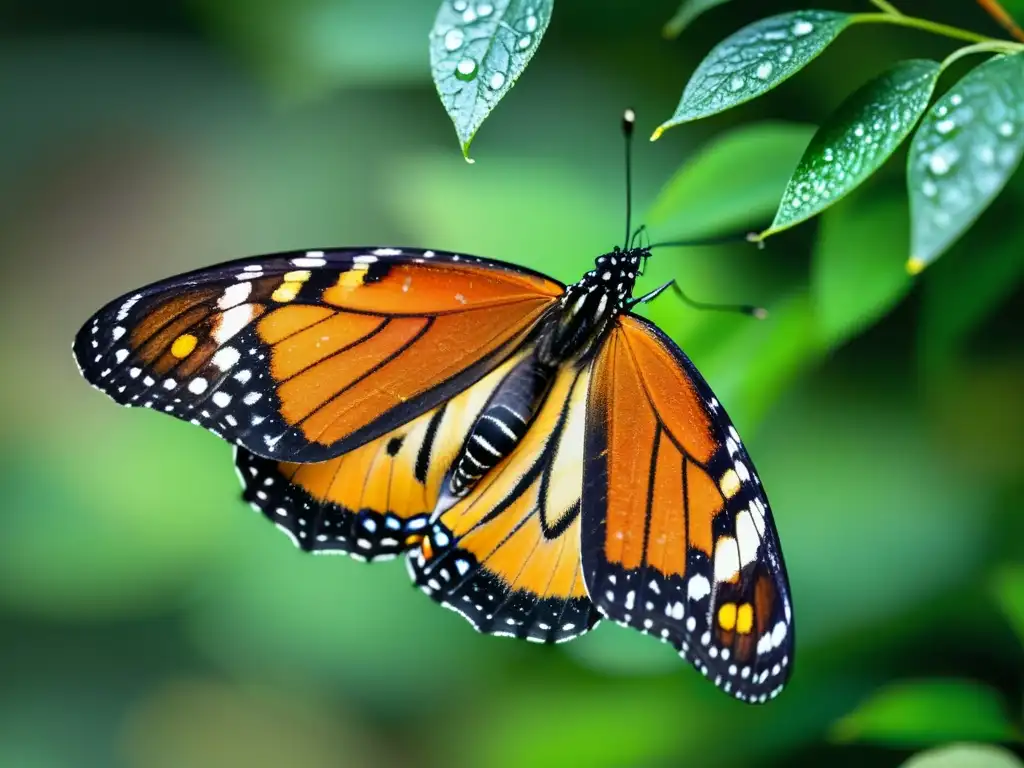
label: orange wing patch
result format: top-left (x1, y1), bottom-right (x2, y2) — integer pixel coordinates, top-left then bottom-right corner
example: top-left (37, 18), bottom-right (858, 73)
top-left (409, 363), bottom-right (600, 644)
top-left (581, 314), bottom-right (794, 704)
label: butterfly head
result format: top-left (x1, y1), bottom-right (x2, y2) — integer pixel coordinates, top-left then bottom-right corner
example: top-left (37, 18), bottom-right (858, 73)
top-left (566, 246), bottom-right (647, 309)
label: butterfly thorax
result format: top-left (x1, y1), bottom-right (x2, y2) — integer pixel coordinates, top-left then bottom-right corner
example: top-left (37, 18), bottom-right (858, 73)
top-left (546, 246), bottom-right (645, 363)
top-left (436, 247), bottom-right (646, 511)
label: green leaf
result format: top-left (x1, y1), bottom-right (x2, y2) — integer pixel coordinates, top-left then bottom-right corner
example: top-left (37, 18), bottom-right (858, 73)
top-left (766, 59), bottom-right (940, 237)
top-left (919, 227), bottom-right (1024, 369)
top-left (907, 52), bottom-right (1024, 273)
top-left (812, 189), bottom-right (913, 347)
top-left (831, 680), bottom-right (1020, 746)
top-left (662, 0), bottom-right (733, 39)
top-left (901, 744), bottom-right (1024, 768)
top-left (993, 566), bottom-right (1024, 647)
top-left (430, 0), bottom-right (553, 160)
top-left (653, 10), bottom-right (853, 137)
top-left (647, 121), bottom-right (814, 240)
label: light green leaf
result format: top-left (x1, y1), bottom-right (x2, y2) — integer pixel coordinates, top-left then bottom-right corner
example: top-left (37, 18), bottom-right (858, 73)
top-left (430, 0), bottom-right (553, 160)
top-left (832, 680), bottom-right (1020, 746)
top-left (907, 51), bottom-right (1024, 273)
top-left (812, 189), bottom-right (913, 347)
top-left (766, 59), bottom-right (940, 237)
top-left (647, 121), bottom-right (814, 240)
top-left (662, 0), bottom-right (733, 39)
top-left (901, 744), bottom-right (1024, 768)
top-left (653, 10), bottom-right (853, 137)
top-left (994, 567), bottom-right (1024, 647)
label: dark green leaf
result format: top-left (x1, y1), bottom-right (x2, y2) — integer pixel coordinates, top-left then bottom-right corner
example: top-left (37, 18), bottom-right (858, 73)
top-left (993, 567), bottom-right (1024, 647)
top-left (662, 0), bottom-right (733, 39)
top-left (831, 680), bottom-right (1020, 746)
top-left (767, 60), bottom-right (940, 236)
top-left (907, 52), bottom-right (1024, 273)
top-left (901, 744), bottom-right (1024, 768)
top-left (647, 121), bottom-right (814, 239)
top-left (430, 0), bottom-right (553, 160)
top-left (653, 10), bottom-right (853, 137)
top-left (919, 228), bottom-right (1024, 369)
top-left (812, 190), bottom-right (913, 347)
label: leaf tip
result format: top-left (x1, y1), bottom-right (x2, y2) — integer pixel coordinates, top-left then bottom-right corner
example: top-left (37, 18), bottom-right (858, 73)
top-left (650, 125), bottom-right (668, 142)
top-left (906, 256), bottom-right (926, 275)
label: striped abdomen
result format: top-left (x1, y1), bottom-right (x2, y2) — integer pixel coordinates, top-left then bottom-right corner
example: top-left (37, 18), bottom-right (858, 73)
top-left (444, 356), bottom-right (554, 502)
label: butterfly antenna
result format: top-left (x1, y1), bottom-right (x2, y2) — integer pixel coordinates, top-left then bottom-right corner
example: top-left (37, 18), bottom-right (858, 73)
top-left (649, 231), bottom-right (766, 249)
top-left (622, 108), bottom-right (636, 251)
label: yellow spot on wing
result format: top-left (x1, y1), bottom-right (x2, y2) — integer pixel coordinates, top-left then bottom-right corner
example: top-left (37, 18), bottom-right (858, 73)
top-left (170, 333), bottom-right (197, 358)
top-left (335, 268), bottom-right (367, 289)
top-left (718, 602), bottom-right (737, 631)
top-left (272, 281), bottom-right (302, 303)
top-left (283, 270), bottom-right (311, 283)
top-left (719, 468), bottom-right (741, 499)
top-left (736, 603), bottom-right (754, 635)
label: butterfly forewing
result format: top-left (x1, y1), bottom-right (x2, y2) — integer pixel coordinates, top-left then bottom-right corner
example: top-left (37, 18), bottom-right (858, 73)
top-left (582, 314), bottom-right (794, 703)
top-left (73, 248), bottom-right (562, 463)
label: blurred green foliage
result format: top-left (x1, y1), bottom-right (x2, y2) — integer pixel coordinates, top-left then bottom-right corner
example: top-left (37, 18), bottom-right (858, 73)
top-left (0, 1), bottom-right (1022, 767)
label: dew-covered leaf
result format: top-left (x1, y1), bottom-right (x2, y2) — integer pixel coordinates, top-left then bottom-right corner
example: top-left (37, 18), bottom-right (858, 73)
top-left (831, 679), bottom-right (1020, 745)
top-left (430, 0), bottom-right (552, 160)
top-left (901, 744), bottom-right (1024, 768)
top-left (662, 0), bottom-right (734, 39)
top-left (653, 10), bottom-right (853, 137)
top-left (907, 51), bottom-right (1024, 272)
top-left (767, 60), bottom-right (940, 236)
top-left (647, 121), bottom-right (814, 239)
top-left (812, 189), bottom-right (913, 348)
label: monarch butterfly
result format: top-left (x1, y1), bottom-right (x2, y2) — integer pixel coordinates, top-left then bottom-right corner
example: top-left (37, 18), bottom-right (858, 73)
top-left (72, 111), bottom-right (793, 703)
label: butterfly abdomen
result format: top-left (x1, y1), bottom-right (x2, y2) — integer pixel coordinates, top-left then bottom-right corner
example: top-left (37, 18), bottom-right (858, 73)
top-left (445, 356), bottom-right (555, 502)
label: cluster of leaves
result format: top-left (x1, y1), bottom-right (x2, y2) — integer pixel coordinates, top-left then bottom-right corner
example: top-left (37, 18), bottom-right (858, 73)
top-left (430, 0), bottom-right (1024, 273)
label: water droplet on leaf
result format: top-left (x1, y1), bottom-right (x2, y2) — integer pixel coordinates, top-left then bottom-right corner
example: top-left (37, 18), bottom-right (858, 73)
top-left (455, 58), bottom-right (478, 81)
top-left (453, 0), bottom-right (468, 10)
top-left (922, 179), bottom-right (937, 197)
top-left (998, 121), bottom-right (1014, 137)
top-left (517, 35), bottom-right (532, 50)
top-left (462, 8), bottom-right (477, 22)
top-left (928, 147), bottom-right (958, 175)
top-left (854, 125), bottom-right (864, 137)
top-left (791, 20), bottom-right (814, 36)
top-left (780, 45), bottom-right (794, 62)
top-left (524, 14), bottom-right (538, 32)
top-left (936, 119), bottom-right (955, 134)
top-left (949, 94), bottom-right (962, 106)
top-left (444, 28), bottom-right (464, 51)
top-left (936, 105), bottom-right (948, 117)
top-left (756, 62), bottom-right (773, 79)
top-left (477, 2), bottom-right (493, 16)
top-left (489, 72), bottom-right (505, 89)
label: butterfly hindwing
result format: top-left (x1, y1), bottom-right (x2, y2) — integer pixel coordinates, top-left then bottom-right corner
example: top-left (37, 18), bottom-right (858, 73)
top-left (74, 248), bottom-right (562, 463)
top-left (582, 314), bottom-right (794, 703)
top-left (236, 348), bottom-right (541, 560)
top-left (408, 360), bottom-right (602, 644)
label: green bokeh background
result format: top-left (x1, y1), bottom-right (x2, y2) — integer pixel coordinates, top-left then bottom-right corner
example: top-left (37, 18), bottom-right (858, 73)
top-left (1, 1), bottom-right (1022, 766)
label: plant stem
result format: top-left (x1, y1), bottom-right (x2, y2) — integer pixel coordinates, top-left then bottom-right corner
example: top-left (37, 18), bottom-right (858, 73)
top-left (941, 39), bottom-right (1024, 70)
top-left (853, 12), bottom-right (996, 44)
top-left (867, 0), bottom-right (903, 16)
top-left (976, 0), bottom-right (1024, 42)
